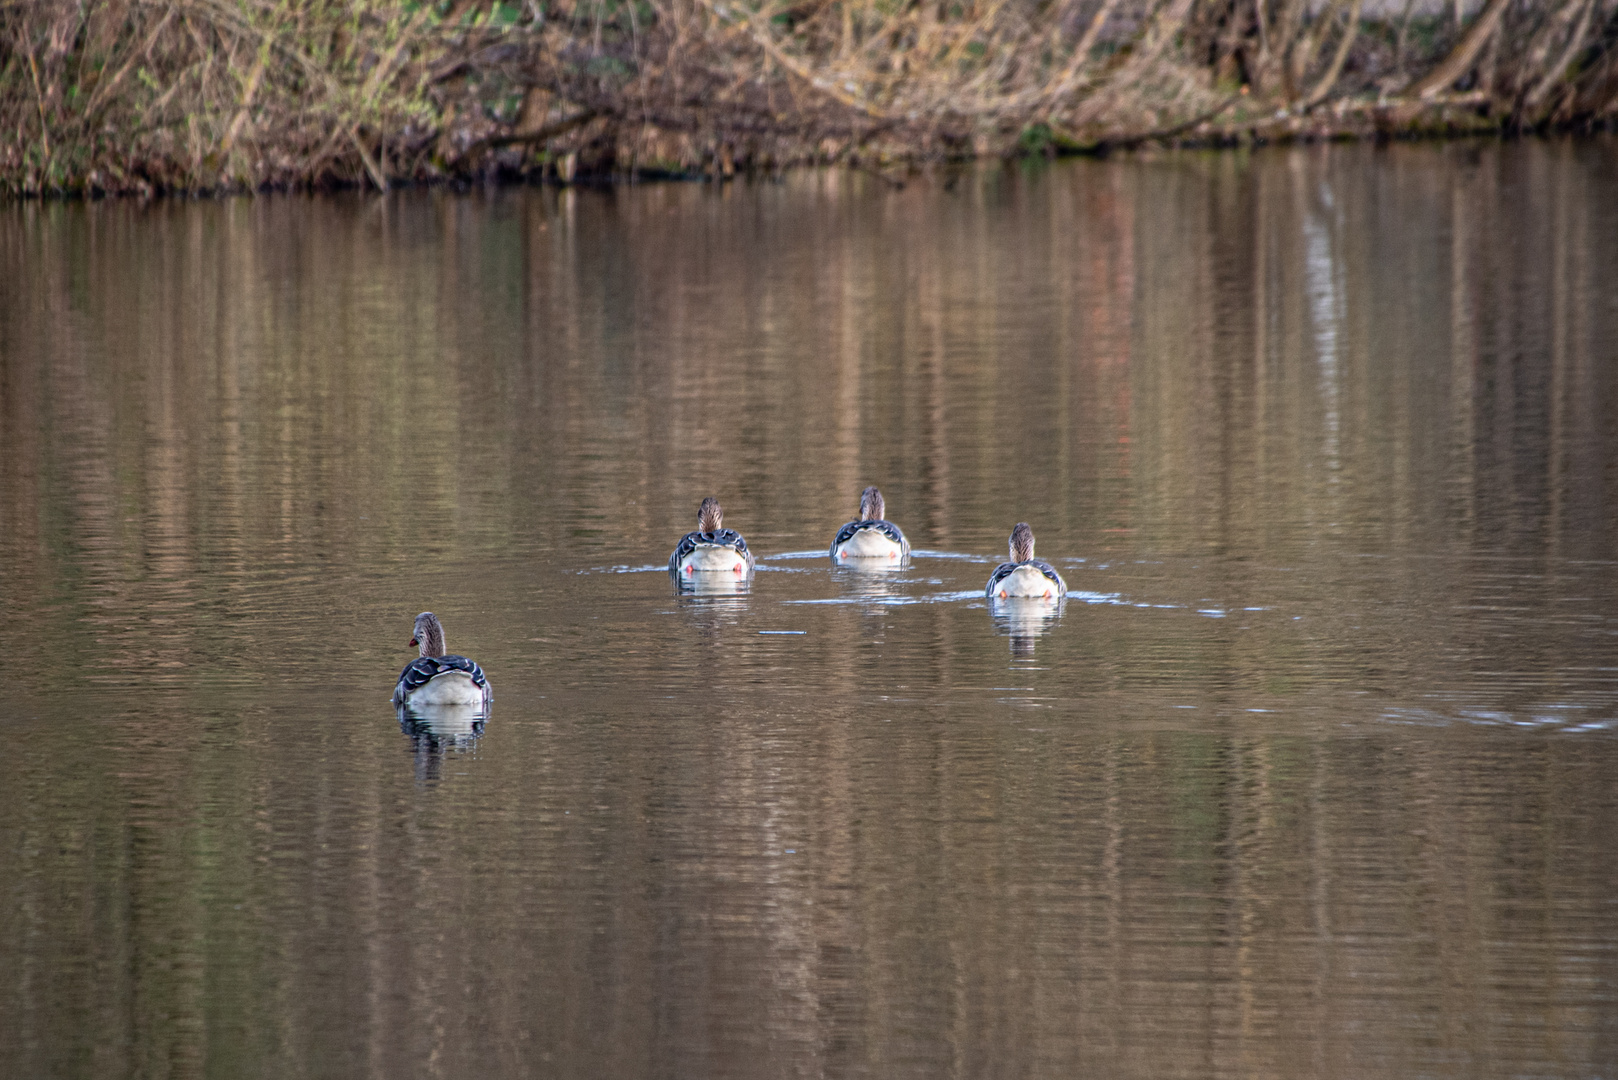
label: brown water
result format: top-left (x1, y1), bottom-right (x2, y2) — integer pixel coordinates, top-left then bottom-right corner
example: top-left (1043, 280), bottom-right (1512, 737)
top-left (2, 139), bottom-right (1616, 1079)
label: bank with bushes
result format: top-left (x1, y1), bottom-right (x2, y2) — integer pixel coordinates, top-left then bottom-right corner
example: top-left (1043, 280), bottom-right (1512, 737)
top-left (4, 0), bottom-right (1616, 195)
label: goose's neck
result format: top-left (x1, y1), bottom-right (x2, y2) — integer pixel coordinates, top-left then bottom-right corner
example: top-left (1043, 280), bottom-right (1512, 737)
top-left (860, 487), bottom-right (885, 522)
top-left (1010, 523), bottom-right (1035, 564)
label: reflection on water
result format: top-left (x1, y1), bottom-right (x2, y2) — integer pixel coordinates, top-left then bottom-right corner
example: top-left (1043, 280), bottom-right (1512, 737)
top-left (831, 553), bottom-right (909, 572)
top-left (2, 139), bottom-right (1618, 1079)
top-left (398, 703), bottom-right (487, 784)
top-left (990, 595), bottom-right (1066, 658)
top-left (671, 568), bottom-right (754, 595)
top-left (829, 559), bottom-right (911, 607)
top-left (397, 702), bottom-right (488, 743)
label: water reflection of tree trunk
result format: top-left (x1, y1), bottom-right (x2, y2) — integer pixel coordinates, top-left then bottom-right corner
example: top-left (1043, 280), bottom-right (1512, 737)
top-left (1562, 153), bottom-right (1600, 552)
top-left (922, 250), bottom-right (952, 549)
top-left (810, 703), bottom-right (862, 1072)
top-left (1547, 144), bottom-right (1570, 561)
top-left (1253, 163), bottom-right (1270, 535)
top-left (1449, 165), bottom-right (1477, 539)
top-left (1101, 738), bottom-right (1122, 1063)
top-left (834, 242), bottom-right (862, 509)
top-left (1308, 735), bottom-right (1330, 1078)
top-left (1232, 735), bottom-right (1273, 1073)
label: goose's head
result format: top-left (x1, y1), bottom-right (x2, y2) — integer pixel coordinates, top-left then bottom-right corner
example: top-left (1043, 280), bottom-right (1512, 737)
top-left (859, 486), bottom-right (885, 522)
top-left (698, 497), bottom-right (724, 533)
top-left (409, 612), bottom-right (447, 658)
top-left (1009, 522), bottom-right (1035, 564)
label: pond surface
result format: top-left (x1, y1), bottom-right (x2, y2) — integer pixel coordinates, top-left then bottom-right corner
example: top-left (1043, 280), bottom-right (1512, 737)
top-left (2, 140), bottom-right (1617, 1079)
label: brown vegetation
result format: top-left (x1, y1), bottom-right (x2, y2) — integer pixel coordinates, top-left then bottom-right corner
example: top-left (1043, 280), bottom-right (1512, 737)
top-left (4, 0), bottom-right (1618, 195)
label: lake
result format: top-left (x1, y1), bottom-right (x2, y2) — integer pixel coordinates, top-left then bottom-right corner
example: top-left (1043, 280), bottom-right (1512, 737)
top-left (2, 139), bottom-right (1616, 1079)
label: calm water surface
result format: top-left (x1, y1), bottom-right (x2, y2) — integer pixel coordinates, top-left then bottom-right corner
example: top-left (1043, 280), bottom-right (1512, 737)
top-left (2, 140), bottom-right (1616, 1079)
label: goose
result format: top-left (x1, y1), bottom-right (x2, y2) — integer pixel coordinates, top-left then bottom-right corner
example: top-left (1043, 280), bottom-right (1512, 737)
top-left (669, 497), bottom-right (755, 578)
top-left (984, 522), bottom-right (1067, 599)
top-left (392, 612), bottom-right (492, 712)
top-left (829, 486), bottom-right (910, 562)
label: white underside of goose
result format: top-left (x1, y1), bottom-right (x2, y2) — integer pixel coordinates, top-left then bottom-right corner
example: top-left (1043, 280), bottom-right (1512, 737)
top-left (677, 544), bottom-right (751, 575)
top-left (992, 564), bottom-right (1067, 599)
top-left (402, 671), bottom-right (487, 708)
top-left (835, 529), bottom-right (905, 560)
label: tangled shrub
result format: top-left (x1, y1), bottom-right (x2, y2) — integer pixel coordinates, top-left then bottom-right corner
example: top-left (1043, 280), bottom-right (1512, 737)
top-left (3, 0), bottom-right (1616, 194)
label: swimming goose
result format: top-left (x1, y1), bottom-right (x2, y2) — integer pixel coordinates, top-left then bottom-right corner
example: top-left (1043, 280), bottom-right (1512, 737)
top-left (669, 497), bottom-right (756, 578)
top-left (984, 522), bottom-right (1067, 598)
top-left (392, 612), bottom-right (493, 712)
top-left (830, 486), bottom-right (910, 562)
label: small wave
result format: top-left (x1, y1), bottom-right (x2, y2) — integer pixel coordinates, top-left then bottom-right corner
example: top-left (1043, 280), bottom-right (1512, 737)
top-left (784, 596), bottom-right (922, 606)
top-left (783, 589), bottom-right (983, 607)
top-left (911, 549), bottom-right (997, 563)
top-left (1382, 703), bottom-right (1615, 734)
top-left (1559, 719), bottom-right (1615, 733)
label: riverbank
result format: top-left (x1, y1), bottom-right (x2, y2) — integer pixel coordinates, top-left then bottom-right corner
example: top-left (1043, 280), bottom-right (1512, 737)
top-left (5, 0), bottom-right (1616, 196)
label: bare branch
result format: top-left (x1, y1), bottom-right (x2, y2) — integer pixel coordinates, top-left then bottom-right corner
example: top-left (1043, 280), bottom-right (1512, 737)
top-left (1301, 0), bottom-right (1363, 108)
top-left (1523, 0), bottom-right (1596, 113)
top-left (1406, 0), bottom-right (1511, 100)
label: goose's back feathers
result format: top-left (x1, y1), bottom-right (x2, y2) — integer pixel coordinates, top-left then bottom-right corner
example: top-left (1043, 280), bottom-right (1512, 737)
top-left (394, 654), bottom-right (492, 709)
top-left (985, 559), bottom-right (1067, 598)
top-left (669, 529), bottom-right (755, 573)
top-left (830, 518), bottom-right (910, 560)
